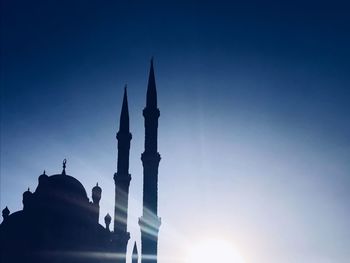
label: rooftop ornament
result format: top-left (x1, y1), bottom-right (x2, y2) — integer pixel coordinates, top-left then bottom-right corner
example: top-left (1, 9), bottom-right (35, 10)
top-left (62, 158), bottom-right (67, 175)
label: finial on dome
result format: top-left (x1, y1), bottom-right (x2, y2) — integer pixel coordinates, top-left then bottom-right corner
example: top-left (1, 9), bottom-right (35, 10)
top-left (43, 170), bottom-right (46, 175)
top-left (27, 187), bottom-right (30, 191)
top-left (62, 158), bottom-right (67, 175)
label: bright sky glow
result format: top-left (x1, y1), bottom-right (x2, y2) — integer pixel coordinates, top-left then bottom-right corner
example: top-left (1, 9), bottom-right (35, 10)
top-left (185, 238), bottom-right (245, 263)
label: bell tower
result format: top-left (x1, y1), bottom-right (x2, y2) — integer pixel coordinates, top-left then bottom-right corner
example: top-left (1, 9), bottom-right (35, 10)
top-left (139, 59), bottom-right (161, 263)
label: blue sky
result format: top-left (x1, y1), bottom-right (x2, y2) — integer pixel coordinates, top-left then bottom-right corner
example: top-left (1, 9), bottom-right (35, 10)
top-left (1, 1), bottom-right (350, 262)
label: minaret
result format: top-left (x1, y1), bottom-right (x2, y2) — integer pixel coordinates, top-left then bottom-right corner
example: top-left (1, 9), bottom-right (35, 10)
top-left (113, 86), bottom-right (132, 263)
top-left (22, 188), bottom-right (33, 211)
top-left (139, 59), bottom-right (161, 263)
top-left (2, 207), bottom-right (10, 222)
top-left (104, 213), bottom-right (111, 232)
top-left (91, 183), bottom-right (102, 224)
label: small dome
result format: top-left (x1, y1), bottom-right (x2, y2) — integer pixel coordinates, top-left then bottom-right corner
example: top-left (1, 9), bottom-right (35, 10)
top-left (39, 170), bottom-right (48, 183)
top-left (104, 213), bottom-right (111, 223)
top-left (92, 183), bottom-right (101, 192)
top-left (92, 183), bottom-right (102, 203)
top-left (22, 188), bottom-right (33, 209)
top-left (23, 188), bottom-right (32, 196)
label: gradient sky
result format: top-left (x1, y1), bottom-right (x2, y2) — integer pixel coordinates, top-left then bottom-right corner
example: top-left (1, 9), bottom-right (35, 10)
top-left (1, 1), bottom-right (350, 263)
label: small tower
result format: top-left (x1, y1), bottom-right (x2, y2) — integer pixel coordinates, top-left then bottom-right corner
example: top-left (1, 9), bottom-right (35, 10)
top-left (92, 183), bottom-right (102, 223)
top-left (22, 188), bottom-right (32, 211)
top-left (139, 59), bottom-right (161, 263)
top-left (104, 213), bottom-right (111, 232)
top-left (132, 242), bottom-right (139, 263)
top-left (38, 170), bottom-right (48, 185)
top-left (2, 207), bottom-right (10, 222)
top-left (113, 86), bottom-right (132, 263)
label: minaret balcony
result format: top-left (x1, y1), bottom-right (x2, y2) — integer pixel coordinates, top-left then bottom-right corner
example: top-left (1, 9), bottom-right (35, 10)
top-left (113, 172), bottom-right (131, 182)
top-left (141, 152), bottom-right (161, 163)
top-left (143, 107), bottom-right (160, 118)
top-left (117, 131), bottom-right (132, 141)
top-left (139, 215), bottom-right (161, 236)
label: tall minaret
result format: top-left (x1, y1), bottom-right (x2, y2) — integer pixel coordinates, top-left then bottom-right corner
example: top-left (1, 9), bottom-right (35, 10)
top-left (113, 86), bottom-right (132, 263)
top-left (139, 59), bottom-right (161, 263)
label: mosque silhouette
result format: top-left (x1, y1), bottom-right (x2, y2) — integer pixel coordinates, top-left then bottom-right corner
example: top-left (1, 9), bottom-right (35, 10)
top-left (0, 60), bottom-right (161, 263)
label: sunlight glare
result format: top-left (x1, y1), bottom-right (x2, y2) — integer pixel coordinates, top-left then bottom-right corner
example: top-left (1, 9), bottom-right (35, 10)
top-left (185, 238), bottom-right (245, 263)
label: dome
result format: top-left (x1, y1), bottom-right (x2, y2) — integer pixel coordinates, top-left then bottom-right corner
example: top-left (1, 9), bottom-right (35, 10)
top-left (35, 159), bottom-right (88, 202)
top-left (35, 173), bottom-right (89, 205)
top-left (47, 174), bottom-right (88, 200)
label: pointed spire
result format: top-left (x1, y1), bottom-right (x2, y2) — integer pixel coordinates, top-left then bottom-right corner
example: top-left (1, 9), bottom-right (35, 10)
top-left (62, 159), bottom-right (67, 175)
top-left (119, 85), bottom-right (130, 133)
top-left (132, 242), bottom-right (138, 263)
top-left (146, 58), bottom-right (157, 108)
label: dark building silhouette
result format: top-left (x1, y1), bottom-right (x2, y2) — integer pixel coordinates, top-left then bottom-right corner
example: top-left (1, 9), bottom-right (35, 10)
top-left (0, 61), bottom-right (161, 263)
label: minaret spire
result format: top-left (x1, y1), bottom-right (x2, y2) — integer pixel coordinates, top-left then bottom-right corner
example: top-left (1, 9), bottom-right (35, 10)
top-left (113, 86), bottom-right (132, 263)
top-left (139, 59), bottom-right (161, 263)
top-left (146, 58), bottom-right (157, 109)
top-left (116, 86), bottom-right (132, 176)
top-left (119, 85), bottom-right (130, 133)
